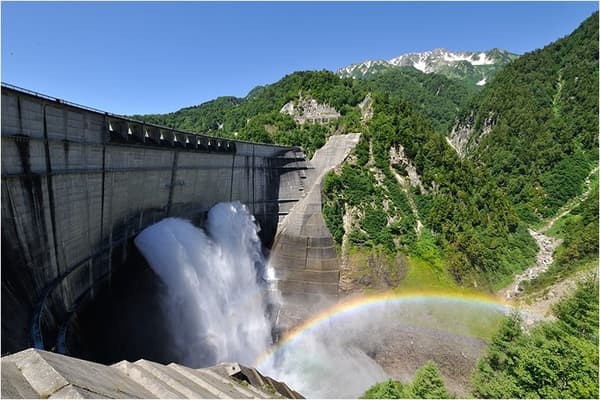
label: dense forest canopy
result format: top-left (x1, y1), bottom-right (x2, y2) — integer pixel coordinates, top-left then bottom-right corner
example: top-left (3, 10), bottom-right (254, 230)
top-left (363, 67), bottom-right (476, 133)
top-left (456, 12), bottom-right (599, 223)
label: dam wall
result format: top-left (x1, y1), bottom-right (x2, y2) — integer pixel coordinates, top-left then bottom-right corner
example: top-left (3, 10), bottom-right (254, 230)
top-left (1, 84), bottom-right (308, 355)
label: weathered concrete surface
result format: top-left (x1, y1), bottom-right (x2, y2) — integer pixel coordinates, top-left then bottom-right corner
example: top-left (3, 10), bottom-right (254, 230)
top-left (1, 348), bottom-right (303, 398)
top-left (1, 360), bottom-right (39, 398)
top-left (1, 85), bottom-right (308, 355)
top-left (270, 134), bottom-right (361, 303)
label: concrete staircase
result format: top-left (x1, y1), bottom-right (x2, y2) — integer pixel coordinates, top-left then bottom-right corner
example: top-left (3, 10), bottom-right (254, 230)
top-left (1, 349), bottom-right (303, 399)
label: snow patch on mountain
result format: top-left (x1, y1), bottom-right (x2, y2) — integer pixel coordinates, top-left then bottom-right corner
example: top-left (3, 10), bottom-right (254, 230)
top-left (412, 59), bottom-right (429, 73)
top-left (338, 48), bottom-right (517, 80)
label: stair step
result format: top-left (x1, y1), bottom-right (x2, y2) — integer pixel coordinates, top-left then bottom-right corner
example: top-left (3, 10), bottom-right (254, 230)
top-left (112, 360), bottom-right (185, 398)
top-left (1, 349), bottom-right (301, 399)
top-left (50, 384), bottom-right (107, 399)
top-left (167, 363), bottom-right (236, 398)
top-left (2, 349), bottom-right (155, 398)
top-left (1, 360), bottom-right (39, 399)
top-left (206, 365), bottom-right (269, 398)
top-left (133, 359), bottom-right (215, 398)
top-left (2, 348), bottom-right (71, 398)
top-left (169, 363), bottom-right (257, 398)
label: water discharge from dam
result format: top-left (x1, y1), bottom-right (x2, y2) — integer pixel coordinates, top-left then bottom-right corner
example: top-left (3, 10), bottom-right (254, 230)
top-left (134, 202), bottom-right (277, 367)
top-left (134, 202), bottom-right (507, 398)
top-left (134, 201), bottom-right (390, 397)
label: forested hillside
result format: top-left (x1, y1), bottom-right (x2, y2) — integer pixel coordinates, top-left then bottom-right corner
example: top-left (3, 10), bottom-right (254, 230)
top-left (135, 66), bottom-right (476, 138)
top-left (524, 171), bottom-right (599, 292)
top-left (322, 93), bottom-right (536, 289)
top-left (363, 68), bottom-right (476, 133)
top-left (136, 96), bottom-right (243, 134)
top-left (452, 12), bottom-right (598, 223)
top-left (128, 11), bottom-right (598, 398)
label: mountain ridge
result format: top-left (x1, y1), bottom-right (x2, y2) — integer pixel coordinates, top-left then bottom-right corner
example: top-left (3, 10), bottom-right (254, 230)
top-left (337, 48), bottom-right (519, 87)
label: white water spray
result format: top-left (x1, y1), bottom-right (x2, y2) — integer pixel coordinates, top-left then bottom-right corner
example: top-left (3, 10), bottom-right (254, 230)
top-left (134, 202), bottom-right (276, 367)
top-left (134, 201), bottom-right (504, 398)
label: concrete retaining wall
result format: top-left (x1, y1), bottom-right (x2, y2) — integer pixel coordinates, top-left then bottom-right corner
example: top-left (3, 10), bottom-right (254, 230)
top-left (1, 85), bottom-right (308, 355)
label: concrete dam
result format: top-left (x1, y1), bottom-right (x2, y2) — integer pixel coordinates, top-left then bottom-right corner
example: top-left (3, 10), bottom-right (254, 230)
top-left (1, 83), bottom-right (360, 369)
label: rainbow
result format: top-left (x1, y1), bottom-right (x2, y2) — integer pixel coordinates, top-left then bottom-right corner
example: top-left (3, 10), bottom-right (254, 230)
top-left (255, 290), bottom-right (511, 368)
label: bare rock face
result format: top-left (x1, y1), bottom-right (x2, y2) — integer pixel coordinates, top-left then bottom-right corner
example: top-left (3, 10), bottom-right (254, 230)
top-left (447, 116), bottom-right (473, 158)
top-left (389, 145), bottom-right (426, 193)
top-left (280, 94), bottom-right (341, 125)
top-left (447, 111), bottom-right (496, 158)
top-left (358, 93), bottom-right (373, 122)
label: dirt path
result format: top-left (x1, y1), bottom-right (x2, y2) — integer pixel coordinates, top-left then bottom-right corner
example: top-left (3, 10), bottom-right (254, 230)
top-left (517, 267), bottom-right (598, 326)
top-left (539, 165), bottom-right (598, 233)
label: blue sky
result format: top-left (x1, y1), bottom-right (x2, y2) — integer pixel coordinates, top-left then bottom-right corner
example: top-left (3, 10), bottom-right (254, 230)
top-left (2, 2), bottom-right (597, 115)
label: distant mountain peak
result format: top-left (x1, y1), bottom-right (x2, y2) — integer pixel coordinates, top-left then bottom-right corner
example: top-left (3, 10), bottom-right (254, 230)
top-left (338, 48), bottom-right (518, 86)
top-left (388, 48), bottom-right (503, 72)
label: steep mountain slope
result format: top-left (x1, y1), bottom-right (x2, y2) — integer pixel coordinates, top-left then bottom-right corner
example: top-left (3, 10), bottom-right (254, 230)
top-left (121, 14), bottom-right (599, 398)
top-left (133, 71), bottom-right (365, 136)
top-left (323, 92), bottom-right (537, 290)
top-left (364, 67), bottom-right (476, 133)
top-left (449, 12), bottom-right (599, 223)
top-left (338, 48), bottom-right (518, 87)
top-left (133, 67), bottom-right (536, 289)
top-left (133, 65), bottom-right (476, 145)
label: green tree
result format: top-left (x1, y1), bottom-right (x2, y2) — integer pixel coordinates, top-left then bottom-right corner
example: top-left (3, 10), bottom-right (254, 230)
top-left (361, 379), bottom-right (408, 399)
top-left (362, 361), bottom-right (452, 399)
top-left (409, 361), bottom-right (453, 399)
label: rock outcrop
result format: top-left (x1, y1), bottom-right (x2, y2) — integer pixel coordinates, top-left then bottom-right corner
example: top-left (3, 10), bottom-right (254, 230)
top-left (358, 93), bottom-right (373, 122)
top-left (280, 94), bottom-right (340, 125)
top-left (447, 111), bottom-right (496, 158)
top-left (389, 145), bottom-right (426, 193)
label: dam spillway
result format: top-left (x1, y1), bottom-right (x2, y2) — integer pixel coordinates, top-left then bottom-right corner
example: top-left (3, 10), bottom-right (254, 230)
top-left (0, 84), bottom-right (314, 358)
